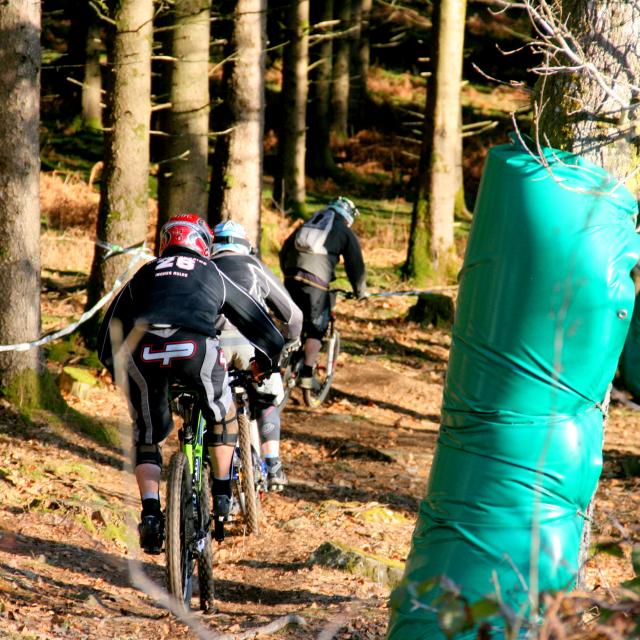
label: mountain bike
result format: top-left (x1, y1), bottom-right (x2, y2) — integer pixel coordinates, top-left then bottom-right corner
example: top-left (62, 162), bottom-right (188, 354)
top-left (214, 368), bottom-right (267, 539)
top-left (280, 289), bottom-right (344, 410)
top-left (165, 386), bottom-right (215, 613)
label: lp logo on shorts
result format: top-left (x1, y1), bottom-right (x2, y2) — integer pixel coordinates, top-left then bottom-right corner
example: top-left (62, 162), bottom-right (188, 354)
top-left (141, 341), bottom-right (196, 366)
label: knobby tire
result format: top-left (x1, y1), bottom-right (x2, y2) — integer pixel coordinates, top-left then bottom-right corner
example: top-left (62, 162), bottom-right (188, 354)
top-left (279, 353), bottom-right (300, 411)
top-left (237, 413), bottom-right (260, 535)
top-left (303, 328), bottom-right (340, 409)
top-left (165, 451), bottom-right (194, 611)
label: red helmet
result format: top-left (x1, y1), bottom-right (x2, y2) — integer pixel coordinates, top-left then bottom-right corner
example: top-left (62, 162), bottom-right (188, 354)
top-left (159, 214), bottom-right (213, 258)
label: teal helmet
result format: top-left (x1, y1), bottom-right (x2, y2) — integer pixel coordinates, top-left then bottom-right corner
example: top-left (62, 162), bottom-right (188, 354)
top-left (328, 196), bottom-right (360, 227)
top-left (212, 220), bottom-right (253, 255)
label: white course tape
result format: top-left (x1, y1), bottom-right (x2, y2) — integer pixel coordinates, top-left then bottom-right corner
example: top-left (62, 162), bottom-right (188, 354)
top-left (0, 242), bottom-right (152, 353)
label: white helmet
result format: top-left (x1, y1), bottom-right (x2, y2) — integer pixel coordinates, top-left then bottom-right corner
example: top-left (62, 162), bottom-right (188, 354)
top-left (212, 220), bottom-right (252, 255)
top-left (328, 196), bottom-right (360, 226)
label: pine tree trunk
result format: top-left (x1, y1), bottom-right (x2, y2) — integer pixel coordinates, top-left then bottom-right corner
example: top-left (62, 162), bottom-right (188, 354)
top-left (82, 19), bottom-right (103, 127)
top-left (0, 0), bottom-right (42, 394)
top-left (307, 0), bottom-right (335, 177)
top-left (454, 105), bottom-right (471, 221)
top-left (274, 0), bottom-right (309, 218)
top-left (535, 0), bottom-right (640, 190)
top-left (86, 0), bottom-right (152, 322)
top-left (209, 0), bottom-right (266, 247)
top-left (404, 0), bottom-right (466, 282)
top-left (331, 0), bottom-right (351, 141)
top-left (534, 0), bottom-right (640, 591)
top-left (157, 0), bottom-right (211, 233)
top-left (349, 0), bottom-right (371, 125)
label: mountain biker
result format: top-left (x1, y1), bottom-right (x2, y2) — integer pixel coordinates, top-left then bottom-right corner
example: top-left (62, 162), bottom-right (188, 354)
top-left (211, 220), bottom-right (303, 490)
top-left (97, 214), bottom-right (284, 554)
top-left (279, 196), bottom-right (367, 389)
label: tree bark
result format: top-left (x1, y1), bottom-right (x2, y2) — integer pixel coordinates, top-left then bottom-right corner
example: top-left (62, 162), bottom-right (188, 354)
top-left (273, 0), bottom-right (309, 218)
top-left (330, 0), bottom-right (351, 141)
top-left (534, 0), bottom-right (640, 592)
top-left (86, 0), bottom-right (153, 325)
top-left (535, 0), bottom-right (640, 191)
top-left (306, 0), bottom-right (335, 177)
top-left (349, 0), bottom-right (372, 126)
top-left (454, 104), bottom-right (472, 221)
top-left (209, 0), bottom-right (266, 247)
top-left (82, 18), bottom-right (103, 127)
top-left (157, 0), bottom-right (211, 236)
top-left (404, 0), bottom-right (466, 283)
top-left (0, 0), bottom-right (42, 393)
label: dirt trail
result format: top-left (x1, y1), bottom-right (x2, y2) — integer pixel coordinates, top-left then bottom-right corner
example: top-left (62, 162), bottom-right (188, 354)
top-left (0, 296), bottom-right (638, 639)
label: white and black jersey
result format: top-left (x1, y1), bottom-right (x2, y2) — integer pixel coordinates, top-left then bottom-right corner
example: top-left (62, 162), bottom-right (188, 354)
top-left (212, 253), bottom-right (303, 340)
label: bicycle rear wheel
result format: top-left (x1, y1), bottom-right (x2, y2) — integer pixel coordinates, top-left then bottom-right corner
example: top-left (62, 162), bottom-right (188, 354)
top-left (165, 451), bottom-right (195, 610)
top-left (303, 328), bottom-right (340, 409)
top-left (236, 413), bottom-right (261, 535)
top-left (279, 351), bottom-right (301, 410)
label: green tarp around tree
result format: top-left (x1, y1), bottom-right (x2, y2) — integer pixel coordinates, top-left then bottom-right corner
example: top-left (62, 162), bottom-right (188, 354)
top-left (388, 137), bottom-right (640, 639)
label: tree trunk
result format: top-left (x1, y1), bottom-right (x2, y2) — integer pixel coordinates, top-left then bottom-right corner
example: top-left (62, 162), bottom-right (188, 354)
top-left (534, 0), bottom-right (640, 591)
top-left (330, 0), bottom-right (351, 141)
top-left (82, 19), bottom-right (103, 128)
top-left (349, 0), bottom-right (371, 126)
top-left (535, 1), bottom-right (640, 191)
top-left (453, 104), bottom-right (472, 221)
top-left (0, 0), bottom-right (42, 397)
top-left (404, 0), bottom-right (466, 283)
top-left (209, 0), bottom-right (266, 248)
top-left (306, 0), bottom-right (335, 177)
top-left (85, 0), bottom-right (153, 329)
top-left (273, 0), bottom-right (309, 218)
top-left (157, 0), bottom-right (211, 237)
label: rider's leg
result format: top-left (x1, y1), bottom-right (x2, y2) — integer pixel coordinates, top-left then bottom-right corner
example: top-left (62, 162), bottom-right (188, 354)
top-left (126, 340), bottom-right (172, 554)
top-left (303, 337), bottom-right (322, 368)
top-left (207, 405), bottom-right (238, 518)
top-left (300, 288), bottom-right (331, 387)
top-left (208, 405), bottom-right (237, 493)
top-left (254, 373), bottom-right (288, 489)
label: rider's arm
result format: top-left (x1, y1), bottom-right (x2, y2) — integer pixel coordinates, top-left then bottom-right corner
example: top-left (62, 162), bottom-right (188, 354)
top-left (218, 269), bottom-right (285, 371)
top-left (97, 280), bottom-right (136, 377)
top-left (342, 227), bottom-right (367, 299)
top-left (256, 260), bottom-right (303, 340)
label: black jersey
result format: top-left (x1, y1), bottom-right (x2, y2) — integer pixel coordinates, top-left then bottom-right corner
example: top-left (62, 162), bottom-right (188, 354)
top-left (212, 253), bottom-right (302, 340)
top-left (97, 247), bottom-right (284, 373)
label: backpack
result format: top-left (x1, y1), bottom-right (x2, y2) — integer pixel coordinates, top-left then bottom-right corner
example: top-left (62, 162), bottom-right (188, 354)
top-left (294, 208), bottom-right (335, 254)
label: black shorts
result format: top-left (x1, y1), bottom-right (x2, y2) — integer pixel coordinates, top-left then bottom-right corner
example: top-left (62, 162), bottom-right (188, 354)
top-left (284, 278), bottom-right (330, 340)
top-left (124, 327), bottom-right (233, 447)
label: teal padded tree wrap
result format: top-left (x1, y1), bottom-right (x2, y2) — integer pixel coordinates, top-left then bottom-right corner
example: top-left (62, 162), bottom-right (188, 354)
top-left (388, 139), bottom-right (640, 639)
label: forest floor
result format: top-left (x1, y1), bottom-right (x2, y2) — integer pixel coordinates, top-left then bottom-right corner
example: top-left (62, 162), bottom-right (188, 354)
top-left (0, 277), bottom-right (639, 639)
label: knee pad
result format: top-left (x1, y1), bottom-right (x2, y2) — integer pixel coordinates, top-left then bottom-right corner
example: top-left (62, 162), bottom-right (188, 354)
top-left (209, 432), bottom-right (239, 446)
top-left (135, 443), bottom-right (162, 467)
top-left (207, 413), bottom-right (239, 446)
top-left (259, 421), bottom-right (281, 443)
top-left (258, 408), bottom-right (281, 443)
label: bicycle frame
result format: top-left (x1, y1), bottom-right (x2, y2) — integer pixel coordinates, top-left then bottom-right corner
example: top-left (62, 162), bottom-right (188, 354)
top-left (171, 390), bottom-right (206, 492)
